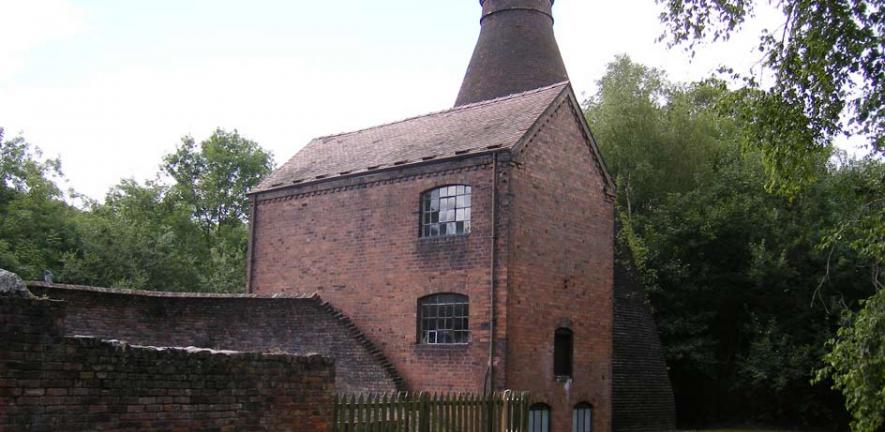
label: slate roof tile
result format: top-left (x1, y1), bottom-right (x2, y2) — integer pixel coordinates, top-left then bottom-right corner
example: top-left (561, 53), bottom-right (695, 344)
top-left (252, 81), bottom-right (569, 193)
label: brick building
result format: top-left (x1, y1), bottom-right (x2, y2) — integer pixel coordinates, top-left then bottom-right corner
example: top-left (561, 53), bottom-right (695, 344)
top-left (0, 1), bottom-right (674, 430)
top-left (246, 1), bottom-right (674, 431)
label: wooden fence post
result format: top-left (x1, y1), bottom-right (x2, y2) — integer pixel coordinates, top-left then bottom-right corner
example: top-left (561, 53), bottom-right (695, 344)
top-left (334, 389), bottom-right (530, 432)
top-left (419, 392), bottom-right (429, 432)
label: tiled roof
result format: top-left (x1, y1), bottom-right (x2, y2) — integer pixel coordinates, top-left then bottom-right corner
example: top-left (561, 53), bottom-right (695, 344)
top-left (252, 81), bottom-right (569, 193)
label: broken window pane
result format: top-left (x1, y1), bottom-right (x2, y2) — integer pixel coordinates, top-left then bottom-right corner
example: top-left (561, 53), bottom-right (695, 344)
top-left (420, 185), bottom-right (472, 238)
top-left (418, 293), bottom-right (469, 345)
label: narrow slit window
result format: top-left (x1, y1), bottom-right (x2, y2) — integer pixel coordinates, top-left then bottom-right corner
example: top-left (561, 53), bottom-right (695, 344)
top-left (554, 328), bottom-right (573, 378)
top-left (418, 293), bottom-right (469, 344)
top-left (529, 403), bottom-right (551, 432)
top-left (420, 185), bottom-right (471, 237)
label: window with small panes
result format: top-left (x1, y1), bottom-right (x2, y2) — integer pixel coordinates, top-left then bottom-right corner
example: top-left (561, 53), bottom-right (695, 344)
top-left (420, 185), bottom-right (471, 237)
top-left (418, 293), bottom-right (469, 344)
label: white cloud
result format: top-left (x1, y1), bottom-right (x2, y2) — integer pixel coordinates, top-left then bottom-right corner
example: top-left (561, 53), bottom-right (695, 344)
top-left (556, 0), bottom-right (785, 97)
top-left (0, 51), bottom-right (462, 199)
top-left (0, 0), bottom-right (85, 81)
top-left (0, 0), bottom-right (866, 200)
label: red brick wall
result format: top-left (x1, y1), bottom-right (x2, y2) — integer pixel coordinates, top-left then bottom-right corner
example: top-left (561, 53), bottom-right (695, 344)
top-left (248, 94), bottom-right (615, 432)
top-left (26, 283), bottom-right (401, 394)
top-left (506, 96), bottom-right (614, 432)
top-left (250, 158), bottom-right (504, 393)
top-left (0, 296), bottom-right (335, 432)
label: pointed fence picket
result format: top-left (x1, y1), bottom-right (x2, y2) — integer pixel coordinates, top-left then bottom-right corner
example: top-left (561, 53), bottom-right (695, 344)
top-left (334, 390), bottom-right (529, 432)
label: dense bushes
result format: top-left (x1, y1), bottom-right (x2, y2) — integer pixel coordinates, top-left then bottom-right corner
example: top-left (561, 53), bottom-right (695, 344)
top-left (0, 127), bottom-right (272, 292)
top-left (587, 56), bottom-right (882, 429)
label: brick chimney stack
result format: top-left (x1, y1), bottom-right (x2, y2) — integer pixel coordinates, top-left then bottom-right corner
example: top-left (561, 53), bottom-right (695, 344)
top-left (454, 0), bottom-right (569, 107)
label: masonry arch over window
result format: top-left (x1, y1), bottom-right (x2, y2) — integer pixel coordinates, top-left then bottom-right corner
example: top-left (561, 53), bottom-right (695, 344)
top-left (554, 327), bottom-right (574, 378)
top-left (417, 293), bottom-right (469, 344)
top-left (573, 402), bottom-right (593, 432)
top-left (420, 185), bottom-right (471, 237)
top-left (528, 403), bottom-right (551, 432)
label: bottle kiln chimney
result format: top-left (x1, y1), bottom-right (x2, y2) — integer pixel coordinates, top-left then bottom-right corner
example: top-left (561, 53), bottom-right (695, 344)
top-left (454, 0), bottom-right (569, 106)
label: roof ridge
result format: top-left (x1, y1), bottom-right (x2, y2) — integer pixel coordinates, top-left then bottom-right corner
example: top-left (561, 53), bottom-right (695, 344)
top-left (314, 81), bottom-right (571, 142)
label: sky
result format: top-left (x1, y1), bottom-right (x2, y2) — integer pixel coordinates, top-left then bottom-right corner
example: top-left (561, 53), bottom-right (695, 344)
top-left (0, 0), bottom-right (805, 200)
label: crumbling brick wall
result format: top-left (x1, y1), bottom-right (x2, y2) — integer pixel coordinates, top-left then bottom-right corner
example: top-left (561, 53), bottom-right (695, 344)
top-left (26, 282), bottom-right (403, 393)
top-left (0, 296), bottom-right (335, 432)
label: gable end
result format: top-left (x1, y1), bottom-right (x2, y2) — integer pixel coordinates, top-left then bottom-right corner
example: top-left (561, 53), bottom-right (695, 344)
top-left (510, 85), bottom-right (616, 199)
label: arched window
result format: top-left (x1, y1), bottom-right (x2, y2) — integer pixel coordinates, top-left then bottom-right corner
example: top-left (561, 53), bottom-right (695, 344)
top-left (528, 403), bottom-right (551, 432)
top-left (420, 185), bottom-right (471, 237)
top-left (573, 402), bottom-right (592, 432)
top-left (554, 327), bottom-right (573, 378)
top-left (418, 293), bottom-right (469, 344)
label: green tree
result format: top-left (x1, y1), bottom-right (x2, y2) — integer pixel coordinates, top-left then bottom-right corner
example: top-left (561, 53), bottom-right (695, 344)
top-left (48, 128), bottom-right (273, 293)
top-left (160, 128), bottom-right (274, 292)
top-left (163, 128), bottom-right (273, 232)
top-left (814, 158), bottom-right (885, 432)
top-left (656, 0), bottom-right (883, 158)
top-left (656, 3), bottom-right (885, 428)
top-left (586, 57), bottom-right (876, 427)
top-left (0, 128), bottom-right (80, 280)
top-left (60, 179), bottom-right (203, 291)
top-left (818, 289), bottom-right (885, 432)
top-left (585, 56), bottom-right (734, 211)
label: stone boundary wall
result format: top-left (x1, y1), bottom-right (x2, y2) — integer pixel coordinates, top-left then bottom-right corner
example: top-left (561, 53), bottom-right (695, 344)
top-left (0, 296), bottom-right (335, 431)
top-left (27, 281), bottom-right (403, 393)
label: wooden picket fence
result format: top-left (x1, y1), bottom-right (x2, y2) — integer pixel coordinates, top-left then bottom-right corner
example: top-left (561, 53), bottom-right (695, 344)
top-left (333, 391), bottom-right (530, 432)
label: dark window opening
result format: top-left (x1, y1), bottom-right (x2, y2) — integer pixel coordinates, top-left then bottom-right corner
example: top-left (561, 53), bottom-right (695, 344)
top-left (554, 327), bottom-right (573, 378)
top-left (529, 403), bottom-right (551, 432)
top-left (573, 402), bottom-right (592, 432)
top-left (420, 185), bottom-right (471, 237)
top-left (418, 293), bottom-right (469, 344)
